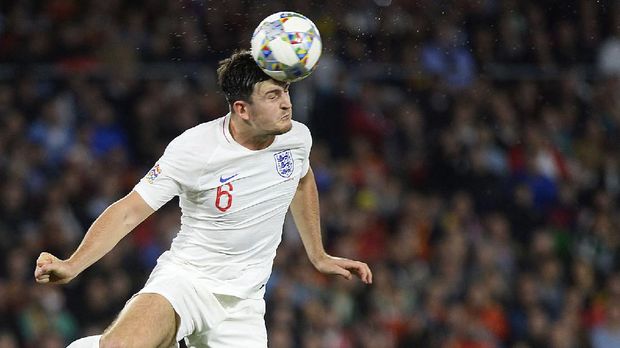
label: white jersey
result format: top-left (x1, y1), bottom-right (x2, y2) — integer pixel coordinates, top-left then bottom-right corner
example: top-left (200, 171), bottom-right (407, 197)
top-left (134, 113), bottom-right (312, 299)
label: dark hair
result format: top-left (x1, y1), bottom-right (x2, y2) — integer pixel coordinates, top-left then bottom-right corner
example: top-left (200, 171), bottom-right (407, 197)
top-left (217, 50), bottom-right (271, 105)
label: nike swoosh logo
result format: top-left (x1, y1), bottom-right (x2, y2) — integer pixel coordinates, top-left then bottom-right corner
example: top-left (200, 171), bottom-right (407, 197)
top-left (219, 174), bottom-right (239, 183)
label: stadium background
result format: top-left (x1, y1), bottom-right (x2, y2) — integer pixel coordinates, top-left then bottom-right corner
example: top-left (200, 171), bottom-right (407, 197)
top-left (1, 0), bottom-right (620, 347)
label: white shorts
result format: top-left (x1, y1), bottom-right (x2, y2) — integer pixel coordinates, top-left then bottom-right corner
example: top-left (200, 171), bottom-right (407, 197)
top-left (135, 254), bottom-right (267, 348)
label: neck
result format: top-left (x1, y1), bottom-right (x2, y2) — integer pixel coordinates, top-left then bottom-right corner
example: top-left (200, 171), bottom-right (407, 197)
top-left (229, 113), bottom-right (275, 150)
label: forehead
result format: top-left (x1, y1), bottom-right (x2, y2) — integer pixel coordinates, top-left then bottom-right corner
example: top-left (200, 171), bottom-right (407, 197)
top-left (254, 79), bottom-right (288, 95)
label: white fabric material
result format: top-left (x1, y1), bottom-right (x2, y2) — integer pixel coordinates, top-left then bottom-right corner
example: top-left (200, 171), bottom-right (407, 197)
top-left (66, 335), bottom-right (100, 348)
top-left (186, 294), bottom-right (267, 348)
top-left (137, 253), bottom-right (267, 347)
top-left (133, 114), bottom-right (312, 299)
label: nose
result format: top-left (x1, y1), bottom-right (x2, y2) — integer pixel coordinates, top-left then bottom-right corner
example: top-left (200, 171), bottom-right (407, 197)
top-left (281, 92), bottom-right (292, 109)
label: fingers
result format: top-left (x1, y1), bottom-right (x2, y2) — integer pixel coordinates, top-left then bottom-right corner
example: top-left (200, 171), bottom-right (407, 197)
top-left (335, 258), bottom-right (373, 284)
top-left (34, 262), bottom-right (52, 282)
top-left (34, 266), bottom-right (49, 283)
top-left (36, 252), bottom-right (56, 267)
top-left (351, 261), bottom-right (372, 284)
top-left (34, 252), bottom-right (59, 283)
top-left (36, 274), bottom-right (50, 283)
top-left (338, 269), bottom-right (352, 280)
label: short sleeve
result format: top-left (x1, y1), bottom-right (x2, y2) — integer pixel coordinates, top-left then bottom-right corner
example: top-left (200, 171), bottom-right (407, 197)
top-left (133, 136), bottom-right (199, 210)
top-left (300, 124), bottom-right (313, 177)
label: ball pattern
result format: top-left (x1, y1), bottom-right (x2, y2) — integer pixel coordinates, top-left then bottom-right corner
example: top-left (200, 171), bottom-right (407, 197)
top-left (251, 12), bottom-right (322, 82)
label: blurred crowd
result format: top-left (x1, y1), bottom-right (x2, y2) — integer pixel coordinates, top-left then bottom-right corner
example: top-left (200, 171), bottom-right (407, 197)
top-left (1, 0), bottom-right (620, 347)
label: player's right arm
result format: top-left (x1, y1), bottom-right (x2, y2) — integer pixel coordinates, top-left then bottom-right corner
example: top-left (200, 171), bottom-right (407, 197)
top-left (34, 190), bottom-right (154, 284)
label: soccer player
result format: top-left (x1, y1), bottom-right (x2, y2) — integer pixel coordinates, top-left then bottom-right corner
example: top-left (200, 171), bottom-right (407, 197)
top-left (34, 50), bottom-right (372, 348)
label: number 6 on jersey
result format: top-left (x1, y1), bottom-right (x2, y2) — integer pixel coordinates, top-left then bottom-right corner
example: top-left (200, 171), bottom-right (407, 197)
top-left (215, 183), bottom-right (233, 212)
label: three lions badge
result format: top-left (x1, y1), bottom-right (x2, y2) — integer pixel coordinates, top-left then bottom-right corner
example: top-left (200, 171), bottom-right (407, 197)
top-left (274, 150), bottom-right (294, 178)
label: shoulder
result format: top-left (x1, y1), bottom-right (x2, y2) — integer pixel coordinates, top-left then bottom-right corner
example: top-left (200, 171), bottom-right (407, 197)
top-left (174, 118), bottom-right (221, 144)
top-left (166, 118), bottom-right (222, 154)
top-left (160, 118), bottom-right (224, 177)
top-left (142, 117), bottom-right (224, 188)
top-left (291, 120), bottom-right (311, 134)
top-left (285, 120), bottom-right (312, 147)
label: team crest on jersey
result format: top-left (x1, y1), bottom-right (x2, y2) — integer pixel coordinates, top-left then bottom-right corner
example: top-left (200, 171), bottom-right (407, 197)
top-left (274, 150), bottom-right (294, 178)
top-left (145, 163), bottom-right (162, 184)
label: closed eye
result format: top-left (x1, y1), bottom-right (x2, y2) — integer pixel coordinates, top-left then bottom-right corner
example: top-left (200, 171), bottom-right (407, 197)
top-left (263, 84), bottom-right (290, 100)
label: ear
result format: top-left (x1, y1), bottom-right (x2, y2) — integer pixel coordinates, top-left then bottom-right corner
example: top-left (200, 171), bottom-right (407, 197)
top-left (232, 101), bottom-right (251, 121)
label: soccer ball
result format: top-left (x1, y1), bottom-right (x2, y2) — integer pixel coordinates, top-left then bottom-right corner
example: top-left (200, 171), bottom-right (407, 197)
top-left (251, 12), bottom-right (322, 82)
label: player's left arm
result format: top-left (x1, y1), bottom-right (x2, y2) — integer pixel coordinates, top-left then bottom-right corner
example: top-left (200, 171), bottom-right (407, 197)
top-left (290, 166), bottom-right (372, 284)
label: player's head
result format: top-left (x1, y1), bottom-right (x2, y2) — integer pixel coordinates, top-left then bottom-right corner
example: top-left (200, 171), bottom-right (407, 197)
top-left (217, 50), bottom-right (292, 135)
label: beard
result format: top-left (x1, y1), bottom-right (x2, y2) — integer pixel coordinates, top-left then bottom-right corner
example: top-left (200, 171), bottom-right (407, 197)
top-left (273, 120), bottom-right (293, 135)
top-left (265, 115), bottom-right (293, 135)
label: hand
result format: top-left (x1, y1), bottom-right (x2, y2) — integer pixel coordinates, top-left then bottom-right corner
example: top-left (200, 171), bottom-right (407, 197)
top-left (313, 254), bottom-right (373, 284)
top-left (34, 252), bottom-right (77, 284)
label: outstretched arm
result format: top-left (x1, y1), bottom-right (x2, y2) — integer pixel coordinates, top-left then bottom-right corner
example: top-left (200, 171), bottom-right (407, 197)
top-left (34, 190), bottom-right (154, 284)
top-left (289, 167), bottom-right (372, 284)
